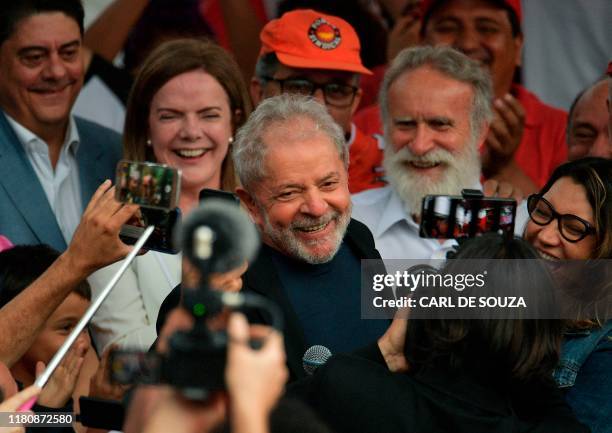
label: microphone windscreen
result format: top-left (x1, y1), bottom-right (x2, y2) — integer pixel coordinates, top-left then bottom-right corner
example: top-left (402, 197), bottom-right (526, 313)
top-left (302, 345), bottom-right (332, 375)
top-left (177, 199), bottom-right (260, 273)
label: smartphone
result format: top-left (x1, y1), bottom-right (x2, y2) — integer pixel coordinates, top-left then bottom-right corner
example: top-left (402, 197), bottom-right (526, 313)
top-left (199, 188), bottom-right (240, 205)
top-left (115, 160), bottom-right (181, 210)
top-left (119, 207), bottom-right (181, 254)
top-left (78, 397), bottom-right (125, 430)
top-left (108, 349), bottom-right (162, 385)
top-left (420, 194), bottom-right (516, 239)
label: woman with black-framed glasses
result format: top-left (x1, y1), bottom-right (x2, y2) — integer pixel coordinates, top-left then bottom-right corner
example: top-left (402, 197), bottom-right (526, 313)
top-left (524, 157), bottom-right (612, 433)
top-left (526, 194), bottom-right (596, 244)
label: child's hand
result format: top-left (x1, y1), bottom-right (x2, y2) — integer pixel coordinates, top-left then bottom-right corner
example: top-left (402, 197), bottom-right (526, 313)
top-left (37, 339), bottom-right (87, 408)
top-left (89, 345), bottom-right (129, 401)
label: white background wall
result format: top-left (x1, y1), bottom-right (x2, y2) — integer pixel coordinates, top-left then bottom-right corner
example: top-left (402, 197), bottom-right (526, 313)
top-left (522, 0), bottom-right (612, 110)
top-left (83, 0), bottom-right (115, 28)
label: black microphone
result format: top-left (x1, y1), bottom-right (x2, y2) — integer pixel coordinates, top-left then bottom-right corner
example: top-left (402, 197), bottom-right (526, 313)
top-left (303, 345), bottom-right (332, 375)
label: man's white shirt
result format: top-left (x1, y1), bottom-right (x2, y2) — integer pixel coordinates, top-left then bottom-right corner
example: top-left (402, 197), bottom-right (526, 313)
top-left (351, 185), bottom-right (529, 261)
top-left (5, 113), bottom-right (83, 244)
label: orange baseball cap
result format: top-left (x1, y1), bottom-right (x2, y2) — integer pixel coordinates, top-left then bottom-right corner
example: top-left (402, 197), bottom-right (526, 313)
top-left (259, 9), bottom-right (372, 75)
top-left (421, 0), bottom-right (522, 23)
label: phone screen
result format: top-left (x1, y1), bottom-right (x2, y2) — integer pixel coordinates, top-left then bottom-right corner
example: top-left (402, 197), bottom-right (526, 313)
top-left (115, 160), bottom-right (181, 210)
top-left (420, 195), bottom-right (516, 239)
top-left (109, 349), bottom-right (161, 385)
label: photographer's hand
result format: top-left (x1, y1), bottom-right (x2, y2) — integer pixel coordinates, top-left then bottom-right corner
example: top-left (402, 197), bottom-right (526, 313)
top-left (88, 345), bottom-right (130, 401)
top-left (226, 313), bottom-right (288, 433)
top-left (124, 386), bottom-right (225, 433)
top-left (378, 310), bottom-right (410, 373)
top-left (143, 388), bottom-right (225, 433)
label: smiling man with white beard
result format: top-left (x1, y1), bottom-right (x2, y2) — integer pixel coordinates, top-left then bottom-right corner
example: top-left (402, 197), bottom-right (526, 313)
top-left (383, 129), bottom-right (482, 217)
top-left (351, 45), bottom-right (494, 260)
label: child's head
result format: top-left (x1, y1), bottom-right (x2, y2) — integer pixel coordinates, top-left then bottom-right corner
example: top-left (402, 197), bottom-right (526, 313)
top-left (0, 245), bottom-right (92, 381)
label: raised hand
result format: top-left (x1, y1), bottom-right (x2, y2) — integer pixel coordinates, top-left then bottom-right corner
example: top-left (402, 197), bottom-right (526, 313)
top-left (65, 180), bottom-right (139, 277)
top-left (482, 93), bottom-right (525, 178)
top-left (378, 311), bottom-right (410, 373)
top-left (225, 313), bottom-right (287, 421)
top-left (37, 338), bottom-right (88, 408)
top-left (88, 345), bottom-right (130, 401)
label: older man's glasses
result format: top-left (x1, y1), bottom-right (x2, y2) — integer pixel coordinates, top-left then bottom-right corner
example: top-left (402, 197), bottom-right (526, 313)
top-left (527, 194), bottom-right (596, 243)
top-left (262, 77), bottom-right (358, 108)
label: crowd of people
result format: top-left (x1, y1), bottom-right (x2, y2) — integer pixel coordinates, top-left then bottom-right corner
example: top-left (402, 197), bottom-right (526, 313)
top-left (0, 1), bottom-right (610, 433)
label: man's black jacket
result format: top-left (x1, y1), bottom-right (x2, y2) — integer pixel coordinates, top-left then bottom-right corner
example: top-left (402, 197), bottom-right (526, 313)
top-left (155, 218), bottom-right (390, 380)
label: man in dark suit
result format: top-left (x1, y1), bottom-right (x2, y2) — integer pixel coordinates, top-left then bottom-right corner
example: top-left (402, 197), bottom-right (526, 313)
top-left (0, 0), bottom-right (122, 251)
top-left (158, 95), bottom-right (390, 380)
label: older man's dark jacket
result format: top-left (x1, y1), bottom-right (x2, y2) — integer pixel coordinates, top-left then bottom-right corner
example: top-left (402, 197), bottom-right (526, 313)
top-left (156, 218), bottom-right (389, 380)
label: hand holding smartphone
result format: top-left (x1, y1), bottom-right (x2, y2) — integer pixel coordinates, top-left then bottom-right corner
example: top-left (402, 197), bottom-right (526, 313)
top-left (115, 160), bottom-right (182, 254)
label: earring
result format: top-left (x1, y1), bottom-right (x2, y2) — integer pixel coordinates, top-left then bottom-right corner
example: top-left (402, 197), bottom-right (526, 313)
top-left (146, 139), bottom-right (152, 146)
top-left (228, 136), bottom-right (234, 144)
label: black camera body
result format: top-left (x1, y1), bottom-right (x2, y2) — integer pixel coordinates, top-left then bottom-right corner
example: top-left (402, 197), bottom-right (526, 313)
top-left (109, 337), bottom-right (226, 399)
top-left (108, 198), bottom-right (280, 400)
top-left (75, 197), bottom-right (279, 431)
top-left (109, 288), bottom-right (280, 399)
top-left (159, 327), bottom-right (228, 398)
top-left (109, 283), bottom-right (229, 399)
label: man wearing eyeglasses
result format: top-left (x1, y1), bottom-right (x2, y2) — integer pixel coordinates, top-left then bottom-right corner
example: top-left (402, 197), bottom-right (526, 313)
top-left (250, 9), bottom-right (386, 194)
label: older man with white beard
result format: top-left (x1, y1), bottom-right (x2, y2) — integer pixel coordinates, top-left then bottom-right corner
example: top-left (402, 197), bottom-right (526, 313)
top-left (352, 45), bottom-right (494, 260)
